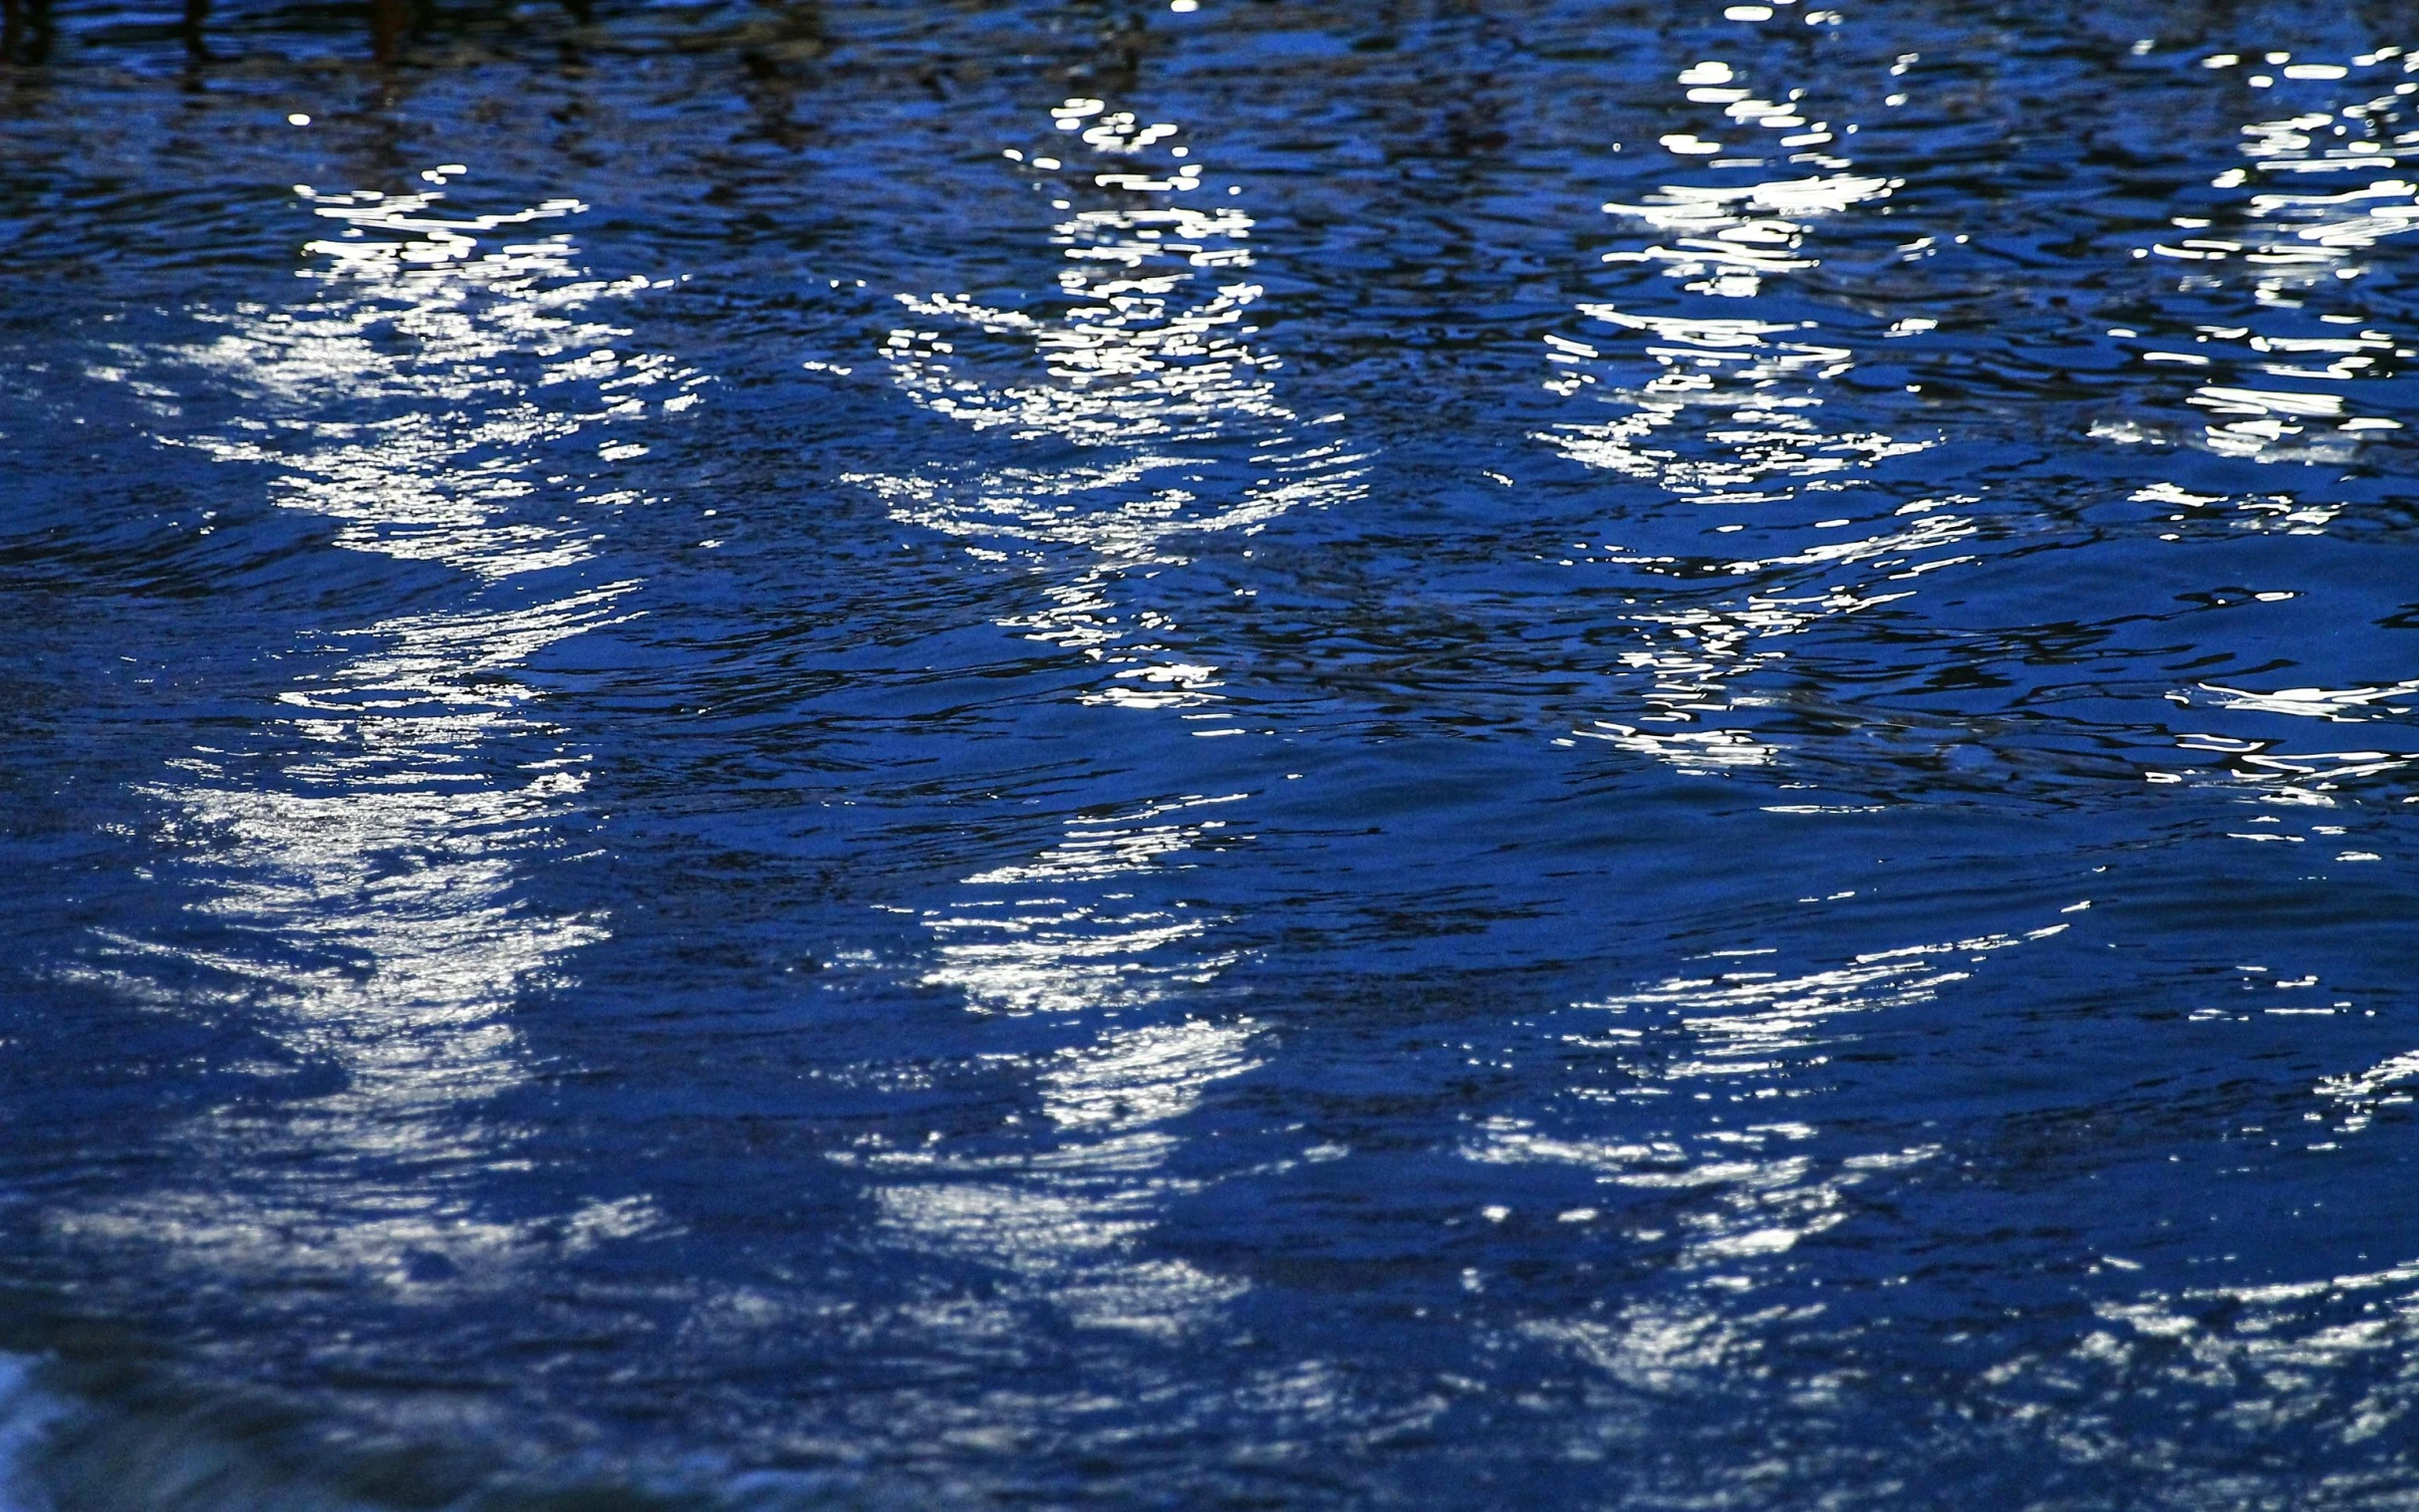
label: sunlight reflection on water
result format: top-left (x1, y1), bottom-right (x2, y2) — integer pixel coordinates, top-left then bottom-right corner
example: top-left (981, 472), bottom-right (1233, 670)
top-left (61, 181), bottom-right (688, 1291)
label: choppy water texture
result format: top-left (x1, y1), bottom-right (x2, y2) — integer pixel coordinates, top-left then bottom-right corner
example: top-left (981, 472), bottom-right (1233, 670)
top-left (6, 0), bottom-right (2419, 1505)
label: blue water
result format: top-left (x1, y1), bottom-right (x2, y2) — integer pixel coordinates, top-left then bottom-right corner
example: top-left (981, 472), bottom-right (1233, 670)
top-left (6, 0), bottom-right (2419, 1504)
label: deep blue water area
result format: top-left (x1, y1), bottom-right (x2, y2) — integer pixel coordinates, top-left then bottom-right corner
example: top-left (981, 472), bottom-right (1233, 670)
top-left (7, 0), bottom-right (2419, 1505)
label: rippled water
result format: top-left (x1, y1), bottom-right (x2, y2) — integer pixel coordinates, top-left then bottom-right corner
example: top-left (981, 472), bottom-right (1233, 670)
top-left (6, 0), bottom-right (2419, 1505)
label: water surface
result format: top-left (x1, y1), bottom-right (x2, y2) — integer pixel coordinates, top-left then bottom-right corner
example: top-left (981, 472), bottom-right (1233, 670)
top-left (6, 1), bottom-right (2419, 1505)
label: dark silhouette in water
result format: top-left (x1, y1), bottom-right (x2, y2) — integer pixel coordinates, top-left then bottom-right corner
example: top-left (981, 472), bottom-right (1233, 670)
top-left (4, 0), bottom-right (623, 63)
top-left (1, 0), bottom-right (55, 65)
